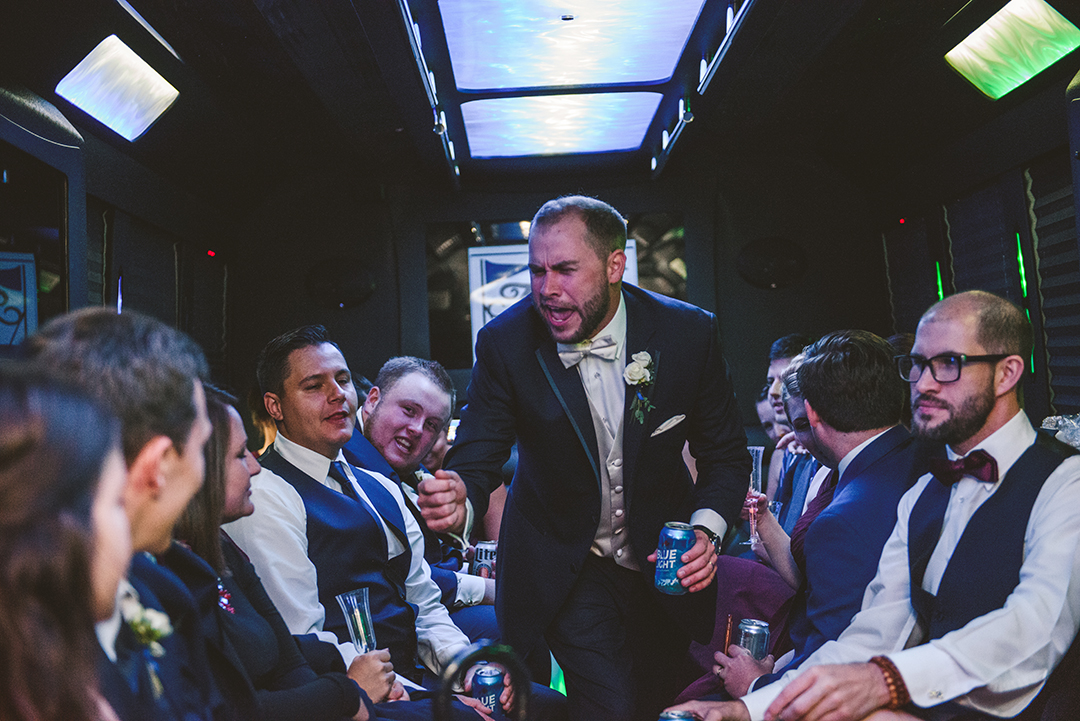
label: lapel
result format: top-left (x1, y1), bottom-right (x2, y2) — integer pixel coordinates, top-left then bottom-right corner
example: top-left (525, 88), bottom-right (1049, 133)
top-left (622, 289), bottom-right (658, 495)
top-left (838, 425), bottom-right (909, 490)
top-left (535, 340), bottom-right (601, 489)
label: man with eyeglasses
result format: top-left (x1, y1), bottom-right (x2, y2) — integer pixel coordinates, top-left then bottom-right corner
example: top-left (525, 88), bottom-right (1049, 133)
top-left (668, 290), bottom-right (1080, 721)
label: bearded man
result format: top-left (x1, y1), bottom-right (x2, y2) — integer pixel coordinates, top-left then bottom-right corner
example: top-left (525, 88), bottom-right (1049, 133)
top-left (668, 290), bottom-right (1080, 721)
top-left (418, 195), bottom-right (751, 721)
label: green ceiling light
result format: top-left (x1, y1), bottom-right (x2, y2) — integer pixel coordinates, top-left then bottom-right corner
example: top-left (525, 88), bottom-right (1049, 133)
top-left (945, 0), bottom-right (1080, 100)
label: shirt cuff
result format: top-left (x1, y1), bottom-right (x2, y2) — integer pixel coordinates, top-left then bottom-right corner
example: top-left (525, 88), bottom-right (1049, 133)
top-left (889, 646), bottom-right (966, 708)
top-left (690, 508), bottom-right (728, 542)
top-left (740, 683), bottom-right (783, 721)
top-left (454, 571), bottom-right (486, 606)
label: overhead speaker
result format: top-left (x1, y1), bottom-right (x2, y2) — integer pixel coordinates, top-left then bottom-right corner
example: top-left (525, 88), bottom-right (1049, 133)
top-left (736, 237), bottom-right (807, 290)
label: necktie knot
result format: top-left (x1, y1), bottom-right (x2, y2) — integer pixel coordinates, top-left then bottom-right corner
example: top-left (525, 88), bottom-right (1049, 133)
top-left (929, 449), bottom-right (998, 486)
top-left (557, 335), bottom-right (618, 368)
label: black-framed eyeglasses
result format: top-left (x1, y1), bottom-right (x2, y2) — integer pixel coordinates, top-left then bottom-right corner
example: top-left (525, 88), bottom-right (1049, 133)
top-left (894, 353), bottom-right (1011, 383)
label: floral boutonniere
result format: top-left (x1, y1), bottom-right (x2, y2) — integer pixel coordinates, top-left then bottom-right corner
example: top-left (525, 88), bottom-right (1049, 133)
top-left (120, 594), bottom-right (173, 658)
top-left (624, 350), bottom-right (656, 424)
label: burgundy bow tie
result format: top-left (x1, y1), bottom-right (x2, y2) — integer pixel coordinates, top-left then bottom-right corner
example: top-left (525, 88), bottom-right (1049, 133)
top-left (928, 449), bottom-right (999, 486)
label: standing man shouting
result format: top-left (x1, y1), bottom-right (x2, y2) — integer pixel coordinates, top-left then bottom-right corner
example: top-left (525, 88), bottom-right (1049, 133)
top-left (420, 195), bottom-right (751, 720)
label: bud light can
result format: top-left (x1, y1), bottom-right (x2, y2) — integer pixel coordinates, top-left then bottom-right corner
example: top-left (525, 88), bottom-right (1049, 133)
top-left (659, 712), bottom-right (696, 719)
top-left (737, 619), bottom-right (770, 660)
top-left (472, 541), bottom-right (498, 577)
top-left (472, 664), bottom-right (503, 712)
top-left (654, 522), bottom-right (695, 595)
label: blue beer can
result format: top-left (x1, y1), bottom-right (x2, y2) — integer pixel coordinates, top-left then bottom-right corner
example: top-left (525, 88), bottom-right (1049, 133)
top-left (472, 664), bottom-right (503, 712)
top-left (654, 521), bottom-right (696, 595)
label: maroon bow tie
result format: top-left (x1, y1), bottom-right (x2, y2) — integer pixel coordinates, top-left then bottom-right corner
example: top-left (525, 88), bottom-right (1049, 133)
top-left (928, 449), bottom-right (999, 486)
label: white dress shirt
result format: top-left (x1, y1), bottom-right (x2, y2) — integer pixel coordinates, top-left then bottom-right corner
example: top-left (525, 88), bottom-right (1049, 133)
top-left (741, 410), bottom-right (1080, 720)
top-left (223, 433), bottom-right (470, 682)
top-left (96, 578), bottom-right (138, 662)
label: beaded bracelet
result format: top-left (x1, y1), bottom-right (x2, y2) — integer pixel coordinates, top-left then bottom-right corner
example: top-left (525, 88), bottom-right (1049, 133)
top-left (869, 655), bottom-right (911, 710)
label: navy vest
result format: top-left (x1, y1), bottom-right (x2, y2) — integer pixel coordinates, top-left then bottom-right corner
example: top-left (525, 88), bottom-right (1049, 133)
top-left (259, 449), bottom-right (422, 681)
top-left (907, 432), bottom-right (1078, 719)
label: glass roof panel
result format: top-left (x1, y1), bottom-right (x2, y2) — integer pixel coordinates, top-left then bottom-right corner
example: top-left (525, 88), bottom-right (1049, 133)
top-left (441, 0), bottom-right (707, 90)
top-left (945, 0), bottom-right (1080, 100)
top-left (462, 92), bottom-right (662, 157)
top-left (56, 35), bottom-right (178, 141)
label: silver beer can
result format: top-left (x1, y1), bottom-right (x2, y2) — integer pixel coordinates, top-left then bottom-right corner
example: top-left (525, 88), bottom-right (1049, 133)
top-left (472, 540), bottom-right (498, 577)
top-left (737, 619), bottom-right (770, 660)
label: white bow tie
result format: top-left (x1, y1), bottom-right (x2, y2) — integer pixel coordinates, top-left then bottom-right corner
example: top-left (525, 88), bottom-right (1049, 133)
top-left (557, 335), bottom-right (618, 368)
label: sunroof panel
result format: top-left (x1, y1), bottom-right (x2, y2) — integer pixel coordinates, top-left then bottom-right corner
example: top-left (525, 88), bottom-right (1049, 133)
top-left (462, 92), bottom-right (662, 157)
top-left (945, 0), bottom-right (1080, 100)
top-left (441, 0), bottom-right (707, 91)
top-left (56, 35), bottom-right (178, 141)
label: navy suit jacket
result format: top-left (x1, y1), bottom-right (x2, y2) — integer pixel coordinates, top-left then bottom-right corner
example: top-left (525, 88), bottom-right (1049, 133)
top-left (342, 430), bottom-right (465, 606)
top-left (758, 425), bottom-right (931, 686)
top-left (445, 284), bottom-right (750, 655)
top-left (99, 550), bottom-right (255, 721)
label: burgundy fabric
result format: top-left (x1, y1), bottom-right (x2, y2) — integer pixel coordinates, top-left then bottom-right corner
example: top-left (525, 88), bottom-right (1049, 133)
top-left (675, 556), bottom-right (797, 704)
top-left (928, 449), bottom-right (998, 486)
top-left (788, 469), bottom-right (839, 574)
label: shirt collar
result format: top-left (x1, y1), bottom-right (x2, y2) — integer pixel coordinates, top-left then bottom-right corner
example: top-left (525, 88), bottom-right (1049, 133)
top-left (837, 426), bottom-right (892, 481)
top-left (946, 409), bottom-right (1034, 481)
top-left (273, 432), bottom-right (347, 482)
top-left (95, 578), bottom-right (137, 662)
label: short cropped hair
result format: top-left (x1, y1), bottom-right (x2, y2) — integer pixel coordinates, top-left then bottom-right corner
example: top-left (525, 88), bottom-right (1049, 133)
top-left (796, 330), bottom-right (905, 433)
top-left (531, 195), bottom-right (627, 262)
top-left (373, 356), bottom-right (456, 425)
top-left (25, 308), bottom-right (208, 463)
top-left (256, 325), bottom-right (342, 397)
top-left (769, 334), bottom-right (812, 362)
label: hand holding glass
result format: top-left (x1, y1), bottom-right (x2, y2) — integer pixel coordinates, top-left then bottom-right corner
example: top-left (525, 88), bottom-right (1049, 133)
top-left (741, 447), bottom-right (765, 547)
top-left (336, 587), bottom-right (377, 654)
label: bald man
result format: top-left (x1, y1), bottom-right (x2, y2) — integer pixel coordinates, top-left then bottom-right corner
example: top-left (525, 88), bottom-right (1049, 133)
top-left (670, 290), bottom-right (1080, 721)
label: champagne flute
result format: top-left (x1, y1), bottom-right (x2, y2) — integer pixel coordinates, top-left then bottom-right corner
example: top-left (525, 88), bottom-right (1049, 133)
top-left (741, 447), bottom-right (765, 546)
top-left (336, 587), bottom-right (377, 654)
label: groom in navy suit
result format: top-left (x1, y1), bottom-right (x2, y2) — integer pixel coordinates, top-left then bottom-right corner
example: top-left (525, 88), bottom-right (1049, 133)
top-left (420, 195), bottom-right (751, 720)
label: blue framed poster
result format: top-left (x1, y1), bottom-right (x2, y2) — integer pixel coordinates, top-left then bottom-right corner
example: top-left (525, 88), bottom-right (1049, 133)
top-left (0, 252), bottom-right (38, 346)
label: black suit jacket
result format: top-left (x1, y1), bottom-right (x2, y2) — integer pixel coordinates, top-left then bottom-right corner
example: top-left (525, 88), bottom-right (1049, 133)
top-left (445, 284), bottom-right (750, 655)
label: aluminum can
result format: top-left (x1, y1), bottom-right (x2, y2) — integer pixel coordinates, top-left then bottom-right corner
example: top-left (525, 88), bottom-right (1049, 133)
top-left (472, 540), bottom-right (498, 577)
top-left (472, 664), bottom-right (503, 712)
top-left (659, 711), bottom-right (697, 719)
top-left (654, 522), bottom-right (696, 595)
top-left (738, 619), bottom-right (770, 660)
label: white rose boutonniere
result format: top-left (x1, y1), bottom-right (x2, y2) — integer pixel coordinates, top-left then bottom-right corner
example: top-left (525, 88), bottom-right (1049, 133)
top-left (624, 350), bottom-right (657, 424)
top-left (120, 594), bottom-right (173, 658)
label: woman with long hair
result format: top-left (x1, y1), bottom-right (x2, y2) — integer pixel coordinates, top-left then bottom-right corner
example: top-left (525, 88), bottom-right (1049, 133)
top-left (174, 385), bottom-right (401, 721)
top-left (0, 365), bottom-right (129, 721)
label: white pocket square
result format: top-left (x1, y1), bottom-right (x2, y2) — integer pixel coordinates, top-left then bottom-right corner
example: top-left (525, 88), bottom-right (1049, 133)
top-left (650, 414), bottom-right (686, 437)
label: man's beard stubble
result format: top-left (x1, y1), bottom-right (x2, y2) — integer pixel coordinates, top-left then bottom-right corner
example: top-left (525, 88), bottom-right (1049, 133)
top-left (912, 381), bottom-right (996, 447)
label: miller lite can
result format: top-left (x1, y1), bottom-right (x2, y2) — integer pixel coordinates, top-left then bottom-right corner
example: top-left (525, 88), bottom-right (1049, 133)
top-left (472, 540), bottom-right (498, 577)
top-left (654, 522), bottom-right (696, 595)
top-left (471, 664), bottom-right (503, 712)
top-left (737, 619), bottom-right (770, 660)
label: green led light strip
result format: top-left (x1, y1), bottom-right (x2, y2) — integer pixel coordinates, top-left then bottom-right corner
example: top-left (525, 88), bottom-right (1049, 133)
top-left (1015, 233), bottom-right (1035, 373)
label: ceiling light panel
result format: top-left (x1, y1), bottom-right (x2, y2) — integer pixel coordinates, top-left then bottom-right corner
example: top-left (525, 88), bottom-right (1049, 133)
top-left (56, 35), bottom-right (178, 141)
top-left (461, 92), bottom-right (662, 157)
top-left (441, 0), bottom-right (707, 90)
top-left (945, 0), bottom-right (1080, 100)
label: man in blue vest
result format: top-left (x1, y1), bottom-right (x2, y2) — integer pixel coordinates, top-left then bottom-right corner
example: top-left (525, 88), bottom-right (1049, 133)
top-left (226, 326), bottom-right (562, 720)
top-left (344, 356), bottom-right (498, 640)
top-left (669, 290), bottom-right (1080, 721)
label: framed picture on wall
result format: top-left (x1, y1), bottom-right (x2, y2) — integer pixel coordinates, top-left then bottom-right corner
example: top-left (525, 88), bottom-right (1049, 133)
top-left (0, 251), bottom-right (38, 346)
